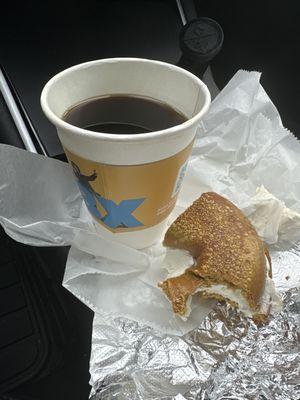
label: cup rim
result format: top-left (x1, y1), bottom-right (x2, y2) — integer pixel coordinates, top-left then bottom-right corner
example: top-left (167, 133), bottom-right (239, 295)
top-left (40, 57), bottom-right (211, 142)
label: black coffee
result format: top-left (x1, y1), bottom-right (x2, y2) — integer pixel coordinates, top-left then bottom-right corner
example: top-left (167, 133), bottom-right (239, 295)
top-left (63, 95), bottom-right (187, 134)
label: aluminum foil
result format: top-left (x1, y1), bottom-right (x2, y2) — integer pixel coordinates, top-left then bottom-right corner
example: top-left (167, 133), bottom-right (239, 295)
top-left (89, 243), bottom-right (300, 400)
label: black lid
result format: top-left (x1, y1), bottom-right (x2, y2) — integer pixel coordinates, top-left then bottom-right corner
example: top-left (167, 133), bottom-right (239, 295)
top-left (179, 17), bottom-right (224, 63)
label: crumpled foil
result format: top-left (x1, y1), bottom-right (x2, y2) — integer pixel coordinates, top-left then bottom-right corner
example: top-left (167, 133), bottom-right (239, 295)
top-left (89, 243), bottom-right (300, 400)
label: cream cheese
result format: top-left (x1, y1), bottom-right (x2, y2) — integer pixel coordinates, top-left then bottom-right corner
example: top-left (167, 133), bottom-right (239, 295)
top-left (161, 232), bottom-right (282, 319)
top-left (193, 276), bottom-right (282, 318)
top-left (183, 256), bottom-right (282, 319)
top-left (162, 248), bottom-right (195, 279)
top-left (195, 284), bottom-right (253, 317)
top-left (260, 257), bottom-right (282, 314)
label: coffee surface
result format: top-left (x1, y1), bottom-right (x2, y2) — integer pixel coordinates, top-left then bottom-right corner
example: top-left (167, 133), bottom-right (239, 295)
top-left (63, 95), bottom-right (187, 134)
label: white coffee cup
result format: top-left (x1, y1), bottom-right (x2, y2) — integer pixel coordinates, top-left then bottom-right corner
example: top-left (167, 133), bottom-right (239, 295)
top-left (41, 58), bottom-right (210, 249)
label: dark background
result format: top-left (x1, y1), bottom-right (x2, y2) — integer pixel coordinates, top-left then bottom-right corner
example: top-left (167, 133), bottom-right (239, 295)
top-left (1, 0), bottom-right (300, 158)
top-left (0, 1), bottom-right (299, 399)
top-left (197, 1), bottom-right (300, 136)
top-left (1, 0), bottom-right (183, 157)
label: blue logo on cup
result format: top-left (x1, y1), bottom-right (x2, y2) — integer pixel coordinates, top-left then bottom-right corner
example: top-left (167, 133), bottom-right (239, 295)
top-left (71, 162), bottom-right (144, 229)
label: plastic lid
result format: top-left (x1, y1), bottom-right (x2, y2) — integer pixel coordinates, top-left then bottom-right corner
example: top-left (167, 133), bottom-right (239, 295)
top-left (179, 18), bottom-right (224, 63)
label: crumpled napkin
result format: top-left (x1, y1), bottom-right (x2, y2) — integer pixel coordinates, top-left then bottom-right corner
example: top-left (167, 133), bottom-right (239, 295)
top-left (246, 185), bottom-right (300, 246)
top-left (0, 70), bottom-right (300, 335)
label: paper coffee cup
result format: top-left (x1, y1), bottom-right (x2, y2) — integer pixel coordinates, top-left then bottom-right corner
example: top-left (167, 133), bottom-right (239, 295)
top-left (41, 58), bottom-right (210, 248)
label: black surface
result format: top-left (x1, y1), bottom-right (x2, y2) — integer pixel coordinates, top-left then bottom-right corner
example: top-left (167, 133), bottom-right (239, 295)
top-left (0, 227), bottom-right (72, 393)
top-left (196, 1), bottom-right (300, 137)
top-left (0, 0), bottom-right (182, 157)
top-left (12, 250), bottom-right (93, 400)
top-left (0, 230), bottom-right (93, 398)
top-left (0, 92), bottom-right (24, 149)
top-left (0, 67), bottom-right (47, 156)
top-left (0, 40), bottom-right (93, 399)
top-left (0, 231), bottom-right (47, 392)
top-left (3, 245), bottom-right (93, 400)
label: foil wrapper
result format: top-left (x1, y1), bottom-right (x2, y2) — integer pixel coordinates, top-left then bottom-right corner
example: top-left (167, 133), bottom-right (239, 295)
top-left (89, 243), bottom-right (300, 400)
